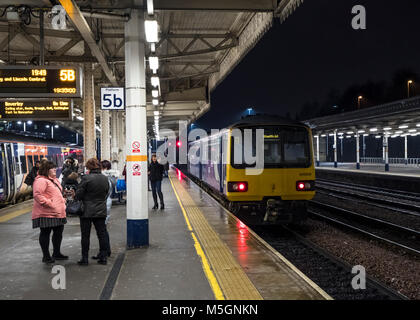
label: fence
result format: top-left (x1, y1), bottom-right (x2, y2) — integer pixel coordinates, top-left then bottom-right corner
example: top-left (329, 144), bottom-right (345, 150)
top-left (360, 157), bottom-right (420, 166)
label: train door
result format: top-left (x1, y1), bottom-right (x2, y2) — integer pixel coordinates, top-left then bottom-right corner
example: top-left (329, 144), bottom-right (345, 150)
top-left (0, 144), bottom-right (10, 202)
top-left (5, 143), bottom-right (16, 201)
top-left (0, 144), bottom-right (4, 200)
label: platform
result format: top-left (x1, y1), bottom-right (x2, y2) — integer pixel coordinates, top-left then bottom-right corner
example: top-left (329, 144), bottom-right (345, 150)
top-left (0, 170), bottom-right (330, 300)
top-left (317, 162), bottom-right (420, 177)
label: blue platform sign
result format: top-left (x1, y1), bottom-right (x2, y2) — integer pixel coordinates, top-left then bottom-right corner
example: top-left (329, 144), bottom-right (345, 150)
top-left (100, 87), bottom-right (125, 110)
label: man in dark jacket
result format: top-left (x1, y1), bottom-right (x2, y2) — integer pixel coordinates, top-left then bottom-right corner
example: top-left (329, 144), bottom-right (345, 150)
top-left (24, 161), bottom-right (40, 187)
top-left (61, 157), bottom-right (78, 187)
top-left (148, 154), bottom-right (164, 210)
top-left (74, 158), bottom-right (110, 265)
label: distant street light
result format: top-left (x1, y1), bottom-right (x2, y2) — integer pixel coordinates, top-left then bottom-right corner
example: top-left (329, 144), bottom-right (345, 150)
top-left (357, 96), bottom-right (363, 109)
top-left (407, 80), bottom-right (413, 98)
top-left (247, 108), bottom-right (253, 115)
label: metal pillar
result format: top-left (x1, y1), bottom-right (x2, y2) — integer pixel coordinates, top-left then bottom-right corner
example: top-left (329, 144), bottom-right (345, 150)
top-left (76, 132), bottom-right (79, 145)
top-left (39, 10), bottom-right (44, 66)
top-left (83, 63), bottom-right (96, 160)
top-left (125, 7), bottom-right (148, 247)
top-left (316, 135), bottom-right (320, 167)
top-left (356, 133), bottom-right (360, 169)
top-left (383, 135), bottom-right (389, 172)
top-left (333, 131), bottom-right (337, 168)
top-left (111, 113), bottom-right (119, 170)
top-left (404, 135), bottom-right (408, 165)
top-left (100, 110), bottom-right (111, 161)
top-left (362, 134), bottom-right (366, 158)
top-left (117, 112), bottom-right (126, 174)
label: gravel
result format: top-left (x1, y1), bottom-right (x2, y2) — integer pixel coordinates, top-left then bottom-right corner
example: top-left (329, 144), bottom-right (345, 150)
top-left (298, 218), bottom-right (420, 300)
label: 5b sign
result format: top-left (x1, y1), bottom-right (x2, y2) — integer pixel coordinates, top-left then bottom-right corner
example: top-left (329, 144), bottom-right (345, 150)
top-left (101, 87), bottom-right (125, 110)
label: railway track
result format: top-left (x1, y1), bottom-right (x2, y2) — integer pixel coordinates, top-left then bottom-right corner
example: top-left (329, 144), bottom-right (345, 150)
top-left (316, 179), bottom-right (420, 216)
top-left (308, 200), bottom-right (420, 256)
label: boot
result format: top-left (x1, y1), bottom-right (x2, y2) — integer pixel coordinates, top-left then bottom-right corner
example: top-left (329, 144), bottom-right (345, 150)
top-left (77, 257), bottom-right (89, 266)
top-left (97, 259), bottom-right (107, 265)
top-left (42, 256), bottom-right (55, 264)
top-left (160, 203), bottom-right (165, 210)
top-left (152, 203), bottom-right (158, 210)
top-left (52, 253), bottom-right (69, 260)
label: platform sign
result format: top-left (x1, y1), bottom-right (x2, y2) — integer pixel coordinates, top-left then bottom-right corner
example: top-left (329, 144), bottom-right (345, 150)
top-left (101, 87), bottom-right (125, 110)
top-left (0, 99), bottom-right (72, 120)
top-left (0, 66), bottom-right (82, 98)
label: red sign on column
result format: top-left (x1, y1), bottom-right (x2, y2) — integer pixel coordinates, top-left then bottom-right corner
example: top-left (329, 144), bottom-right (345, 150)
top-left (132, 163), bottom-right (141, 176)
top-left (132, 141), bottom-right (140, 153)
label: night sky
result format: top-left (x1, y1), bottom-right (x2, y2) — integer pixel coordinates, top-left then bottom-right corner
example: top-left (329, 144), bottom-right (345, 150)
top-left (195, 0), bottom-right (420, 130)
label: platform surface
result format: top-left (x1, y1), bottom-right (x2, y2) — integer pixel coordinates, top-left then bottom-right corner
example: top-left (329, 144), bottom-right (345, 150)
top-left (0, 170), bottom-right (329, 300)
top-left (317, 162), bottom-right (420, 177)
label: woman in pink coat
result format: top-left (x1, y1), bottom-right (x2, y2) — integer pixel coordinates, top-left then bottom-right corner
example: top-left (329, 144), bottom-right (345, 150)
top-left (32, 160), bottom-right (68, 264)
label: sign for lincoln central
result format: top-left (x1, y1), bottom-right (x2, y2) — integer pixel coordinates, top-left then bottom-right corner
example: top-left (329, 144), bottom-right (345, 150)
top-left (0, 66), bottom-right (82, 98)
top-left (0, 99), bottom-right (72, 120)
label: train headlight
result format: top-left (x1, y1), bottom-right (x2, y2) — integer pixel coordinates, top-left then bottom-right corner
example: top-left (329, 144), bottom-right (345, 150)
top-left (296, 180), bottom-right (315, 191)
top-left (228, 182), bottom-right (248, 192)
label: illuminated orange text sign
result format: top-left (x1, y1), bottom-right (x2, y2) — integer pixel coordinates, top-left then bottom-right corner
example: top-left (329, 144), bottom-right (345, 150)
top-left (0, 66), bottom-right (82, 98)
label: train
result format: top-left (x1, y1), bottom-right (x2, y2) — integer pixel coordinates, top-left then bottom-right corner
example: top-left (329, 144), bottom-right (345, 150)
top-left (183, 115), bottom-right (315, 223)
top-left (0, 132), bottom-right (83, 205)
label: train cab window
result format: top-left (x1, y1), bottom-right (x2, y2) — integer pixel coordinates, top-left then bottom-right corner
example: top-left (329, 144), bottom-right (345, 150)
top-left (20, 156), bottom-right (27, 174)
top-left (283, 130), bottom-right (309, 165)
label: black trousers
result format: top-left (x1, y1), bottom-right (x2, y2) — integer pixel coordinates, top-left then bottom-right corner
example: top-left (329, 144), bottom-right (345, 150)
top-left (151, 180), bottom-right (164, 205)
top-left (39, 225), bottom-right (64, 258)
top-left (80, 218), bottom-right (110, 259)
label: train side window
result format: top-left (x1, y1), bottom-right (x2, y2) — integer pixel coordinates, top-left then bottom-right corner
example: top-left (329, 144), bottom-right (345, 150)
top-left (15, 157), bottom-right (20, 175)
top-left (34, 155), bottom-right (39, 162)
top-left (27, 156), bottom-right (34, 171)
top-left (20, 156), bottom-right (27, 174)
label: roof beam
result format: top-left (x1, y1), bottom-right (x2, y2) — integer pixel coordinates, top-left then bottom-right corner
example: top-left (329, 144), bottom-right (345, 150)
top-left (58, 0), bottom-right (118, 86)
top-left (153, 0), bottom-right (277, 11)
top-left (53, 37), bottom-right (82, 56)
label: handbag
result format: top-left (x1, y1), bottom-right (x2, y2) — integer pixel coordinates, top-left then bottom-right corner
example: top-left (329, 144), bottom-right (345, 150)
top-left (66, 199), bottom-right (84, 216)
top-left (116, 179), bottom-right (126, 192)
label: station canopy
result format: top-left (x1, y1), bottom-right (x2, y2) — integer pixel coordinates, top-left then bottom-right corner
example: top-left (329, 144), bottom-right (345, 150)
top-left (305, 96), bottom-right (420, 138)
top-left (0, 0), bottom-right (304, 135)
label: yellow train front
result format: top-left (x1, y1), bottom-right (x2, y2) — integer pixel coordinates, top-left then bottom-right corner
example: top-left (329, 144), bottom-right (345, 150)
top-left (188, 115), bottom-right (315, 223)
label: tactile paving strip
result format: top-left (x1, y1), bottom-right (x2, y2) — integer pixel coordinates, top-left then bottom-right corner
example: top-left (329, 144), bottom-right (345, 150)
top-left (170, 173), bottom-right (263, 300)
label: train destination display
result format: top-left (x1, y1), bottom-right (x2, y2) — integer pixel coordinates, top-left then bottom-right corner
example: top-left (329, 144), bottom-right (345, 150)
top-left (0, 66), bottom-right (82, 98)
top-left (0, 99), bottom-right (72, 120)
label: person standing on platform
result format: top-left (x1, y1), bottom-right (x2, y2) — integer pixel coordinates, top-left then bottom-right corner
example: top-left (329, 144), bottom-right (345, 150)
top-left (24, 160), bottom-right (40, 187)
top-left (148, 154), bottom-right (165, 210)
top-left (32, 161), bottom-right (68, 264)
top-left (73, 158), bottom-right (110, 266)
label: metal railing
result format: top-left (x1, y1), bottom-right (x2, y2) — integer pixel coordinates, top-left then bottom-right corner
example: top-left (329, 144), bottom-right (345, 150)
top-left (360, 157), bottom-right (420, 166)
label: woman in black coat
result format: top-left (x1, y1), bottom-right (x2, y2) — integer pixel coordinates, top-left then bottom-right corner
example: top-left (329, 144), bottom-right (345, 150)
top-left (73, 158), bottom-right (110, 266)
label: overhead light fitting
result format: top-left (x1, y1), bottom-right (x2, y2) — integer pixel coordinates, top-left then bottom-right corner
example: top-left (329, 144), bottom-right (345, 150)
top-left (151, 76), bottom-right (160, 88)
top-left (145, 20), bottom-right (158, 43)
top-left (149, 56), bottom-right (159, 72)
top-left (152, 89), bottom-right (159, 98)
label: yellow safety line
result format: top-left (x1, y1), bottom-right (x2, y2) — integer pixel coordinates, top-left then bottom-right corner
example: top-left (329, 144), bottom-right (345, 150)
top-left (126, 155), bottom-right (148, 162)
top-left (200, 180), bottom-right (334, 300)
top-left (169, 175), bottom-right (225, 300)
top-left (169, 173), bottom-right (263, 300)
top-left (0, 207), bottom-right (32, 223)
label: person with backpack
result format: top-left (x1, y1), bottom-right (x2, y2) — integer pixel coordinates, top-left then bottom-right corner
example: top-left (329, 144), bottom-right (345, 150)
top-left (148, 154), bottom-right (165, 210)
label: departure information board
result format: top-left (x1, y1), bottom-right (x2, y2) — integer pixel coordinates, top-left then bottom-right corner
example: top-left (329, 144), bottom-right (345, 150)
top-left (0, 99), bottom-right (72, 120)
top-left (0, 66), bottom-right (82, 98)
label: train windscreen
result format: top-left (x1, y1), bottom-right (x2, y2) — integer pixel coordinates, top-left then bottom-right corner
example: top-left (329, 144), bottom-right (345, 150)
top-left (231, 126), bottom-right (311, 168)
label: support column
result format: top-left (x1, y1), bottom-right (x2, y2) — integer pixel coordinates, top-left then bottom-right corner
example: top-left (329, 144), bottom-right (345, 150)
top-left (111, 113), bottom-right (119, 170)
top-left (404, 135), bottom-right (408, 165)
top-left (333, 131), bottom-right (338, 168)
top-left (117, 113), bottom-right (126, 174)
top-left (356, 133), bottom-right (360, 169)
top-left (316, 135), bottom-right (320, 167)
top-left (383, 135), bottom-right (389, 172)
top-left (100, 110), bottom-right (111, 161)
top-left (362, 134), bottom-right (366, 158)
top-left (83, 63), bottom-right (96, 160)
top-left (125, 7), bottom-right (148, 248)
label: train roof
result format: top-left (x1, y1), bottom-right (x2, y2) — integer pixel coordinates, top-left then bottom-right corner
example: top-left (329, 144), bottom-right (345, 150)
top-left (0, 131), bottom-right (82, 149)
top-left (228, 114), bottom-right (308, 129)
